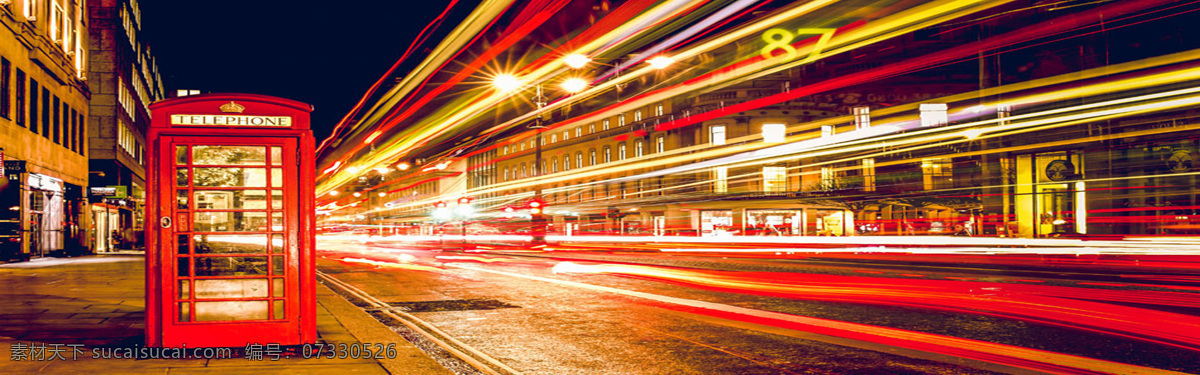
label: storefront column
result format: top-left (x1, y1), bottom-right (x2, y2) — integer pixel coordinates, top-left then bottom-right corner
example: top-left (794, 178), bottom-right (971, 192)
top-left (1016, 155), bottom-right (1035, 238)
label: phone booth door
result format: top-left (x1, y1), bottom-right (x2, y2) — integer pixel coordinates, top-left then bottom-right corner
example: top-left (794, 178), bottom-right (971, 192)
top-left (159, 136), bottom-right (300, 347)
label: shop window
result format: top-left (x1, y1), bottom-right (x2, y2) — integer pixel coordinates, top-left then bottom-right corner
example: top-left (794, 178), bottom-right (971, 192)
top-left (763, 166), bottom-right (787, 192)
top-left (821, 125), bottom-right (834, 138)
top-left (820, 167), bottom-right (835, 190)
top-left (853, 106), bottom-right (870, 129)
top-left (713, 167), bottom-right (728, 193)
top-left (922, 158), bottom-right (953, 190)
top-left (710, 125), bottom-right (725, 145)
top-left (920, 103), bottom-right (948, 127)
top-left (862, 158), bottom-right (876, 192)
top-left (763, 123), bottom-right (786, 143)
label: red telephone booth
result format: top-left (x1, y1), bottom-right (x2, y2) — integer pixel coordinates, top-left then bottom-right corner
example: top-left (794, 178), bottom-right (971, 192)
top-left (145, 93), bottom-right (316, 347)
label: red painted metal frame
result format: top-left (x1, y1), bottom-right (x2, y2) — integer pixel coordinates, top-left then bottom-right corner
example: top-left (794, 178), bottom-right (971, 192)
top-left (146, 93), bottom-right (315, 347)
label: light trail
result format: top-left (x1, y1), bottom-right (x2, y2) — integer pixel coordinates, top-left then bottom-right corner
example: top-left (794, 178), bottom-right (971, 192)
top-left (446, 262), bottom-right (1190, 375)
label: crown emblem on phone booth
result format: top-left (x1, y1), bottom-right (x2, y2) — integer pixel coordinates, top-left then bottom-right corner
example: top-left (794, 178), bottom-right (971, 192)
top-left (219, 101), bottom-right (245, 113)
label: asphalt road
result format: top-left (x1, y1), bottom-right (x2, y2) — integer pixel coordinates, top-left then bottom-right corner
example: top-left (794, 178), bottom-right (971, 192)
top-left (315, 237), bottom-right (1200, 374)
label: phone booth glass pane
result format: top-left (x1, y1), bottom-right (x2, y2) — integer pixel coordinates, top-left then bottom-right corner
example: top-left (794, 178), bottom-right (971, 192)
top-left (171, 142), bottom-right (293, 324)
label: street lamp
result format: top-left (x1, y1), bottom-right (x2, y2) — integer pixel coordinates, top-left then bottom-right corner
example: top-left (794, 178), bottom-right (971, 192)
top-left (492, 73), bottom-right (590, 246)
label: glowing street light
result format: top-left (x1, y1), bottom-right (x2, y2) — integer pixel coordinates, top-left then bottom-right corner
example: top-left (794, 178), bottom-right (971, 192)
top-left (346, 166), bottom-right (361, 174)
top-left (377, 192), bottom-right (386, 197)
top-left (647, 55), bottom-right (674, 70)
top-left (561, 77), bottom-right (588, 93)
top-left (329, 190), bottom-right (340, 197)
top-left (396, 162), bottom-right (411, 171)
top-left (564, 53), bottom-right (590, 69)
top-left (375, 167), bottom-right (390, 174)
top-left (352, 192), bottom-right (362, 198)
top-left (493, 74), bottom-right (522, 93)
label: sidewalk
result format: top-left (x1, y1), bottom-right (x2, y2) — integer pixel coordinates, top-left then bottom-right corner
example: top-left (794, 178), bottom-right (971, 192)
top-left (0, 255), bottom-right (449, 374)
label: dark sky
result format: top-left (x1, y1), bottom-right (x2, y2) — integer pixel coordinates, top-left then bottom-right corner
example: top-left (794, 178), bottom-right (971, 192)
top-left (139, 1), bottom-right (455, 141)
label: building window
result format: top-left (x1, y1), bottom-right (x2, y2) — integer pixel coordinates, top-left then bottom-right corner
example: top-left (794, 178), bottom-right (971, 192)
top-left (635, 140), bottom-right (644, 157)
top-left (589, 123), bottom-right (595, 133)
top-left (551, 157), bottom-right (558, 173)
top-left (604, 146), bottom-right (612, 163)
top-left (634, 111), bottom-right (642, 121)
top-left (862, 158), bottom-right (876, 192)
top-left (713, 167), bottom-right (728, 193)
top-left (521, 164), bottom-right (528, 178)
top-left (655, 104), bottom-right (664, 116)
top-left (563, 131), bottom-right (569, 141)
top-left (603, 119), bottom-right (610, 130)
top-left (24, 0), bottom-right (37, 20)
top-left (763, 166), bottom-right (787, 192)
top-left (920, 103), bottom-right (948, 127)
top-left (576, 127), bottom-right (582, 137)
top-left (551, 134), bottom-right (557, 143)
top-left (853, 106), bottom-right (870, 129)
top-left (76, 111), bottom-right (84, 155)
top-left (0, 58), bottom-right (8, 120)
top-left (15, 69), bottom-right (25, 127)
top-left (29, 79), bottom-right (38, 134)
top-left (821, 124), bottom-right (834, 138)
top-left (618, 143), bottom-right (627, 160)
top-left (922, 158), bottom-right (953, 190)
top-left (589, 150), bottom-right (596, 166)
top-left (656, 136), bottom-right (664, 153)
top-left (65, 105), bottom-right (73, 151)
top-left (503, 167), bottom-right (509, 181)
top-left (563, 155), bottom-right (571, 170)
top-left (820, 167), bottom-right (835, 190)
top-left (41, 87), bottom-right (51, 137)
top-left (50, 2), bottom-right (64, 43)
top-left (762, 123), bottom-right (786, 143)
top-left (710, 125), bottom-right (726, 145)
top-left (619, 114), bottom-right (626, 126)
top-left (52, 95), bottom-right (60, 144)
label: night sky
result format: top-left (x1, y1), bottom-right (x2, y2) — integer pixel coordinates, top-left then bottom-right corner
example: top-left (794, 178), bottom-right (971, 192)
top-left (139, 1), bottom-right (454, 141)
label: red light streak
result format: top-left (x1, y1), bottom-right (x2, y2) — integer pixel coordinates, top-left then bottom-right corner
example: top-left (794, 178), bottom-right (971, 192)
top-left (651, 0), bottom-right (1176, 133)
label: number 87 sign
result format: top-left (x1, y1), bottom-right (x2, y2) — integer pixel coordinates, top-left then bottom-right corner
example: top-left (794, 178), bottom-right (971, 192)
top-left (760, 28), bottom-right (838, 62)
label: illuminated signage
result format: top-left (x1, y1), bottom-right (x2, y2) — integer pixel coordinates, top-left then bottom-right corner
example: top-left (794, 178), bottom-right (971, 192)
top-left (171, 114), bottom-right (292, 127)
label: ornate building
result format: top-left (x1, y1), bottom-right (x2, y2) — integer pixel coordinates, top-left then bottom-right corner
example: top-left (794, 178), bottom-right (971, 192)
top-left (0, 0), bottom-right (91, 260)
